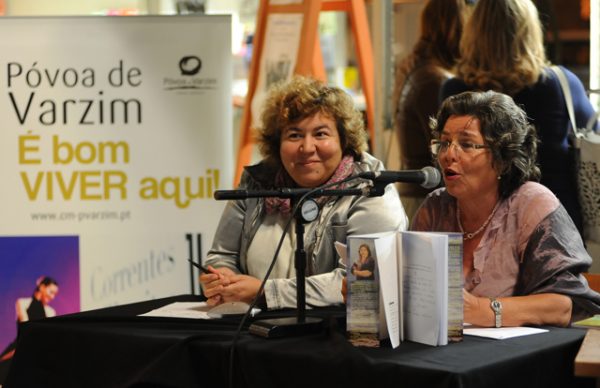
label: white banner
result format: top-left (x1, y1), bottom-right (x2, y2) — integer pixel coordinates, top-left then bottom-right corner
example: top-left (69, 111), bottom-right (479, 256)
top-left (0, 15), bottom-right (232, 325)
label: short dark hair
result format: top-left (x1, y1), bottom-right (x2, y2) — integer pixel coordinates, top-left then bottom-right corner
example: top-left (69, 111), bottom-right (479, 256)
top-left (36, 276), bottom-right (58, 291)
top-left (430, 90), bottom-right (540, 198)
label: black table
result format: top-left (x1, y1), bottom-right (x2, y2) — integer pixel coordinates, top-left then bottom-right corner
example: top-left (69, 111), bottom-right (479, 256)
top-left (4, 294), bottom-right (596, 388)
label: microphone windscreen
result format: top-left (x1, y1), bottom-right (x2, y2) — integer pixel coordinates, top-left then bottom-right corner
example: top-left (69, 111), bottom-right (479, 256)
top-left (421, 166), bottom-right (441, 189)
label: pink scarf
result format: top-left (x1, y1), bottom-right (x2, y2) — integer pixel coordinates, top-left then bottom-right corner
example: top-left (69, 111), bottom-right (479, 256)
top-left (265, 155), bottom-right (355, 215)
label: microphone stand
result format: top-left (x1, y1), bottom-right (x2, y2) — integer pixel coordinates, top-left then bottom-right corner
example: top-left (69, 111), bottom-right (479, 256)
top-left (214, 183), bottom-right (384, 338)
top-left (248, 195), bottom-right (323, 338)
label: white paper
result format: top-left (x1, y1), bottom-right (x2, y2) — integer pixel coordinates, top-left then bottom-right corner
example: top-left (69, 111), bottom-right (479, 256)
top-left (139, 301), bottom-right (260, 319)
top-left (140, 302), bottom-right (213, 319)
top-left (464, 326), bottom-right (548, 339)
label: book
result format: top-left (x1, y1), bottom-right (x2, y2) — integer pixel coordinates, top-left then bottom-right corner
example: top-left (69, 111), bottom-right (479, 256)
top-left (346, 232), bottom-right (397, 347)
top-left (573, 314), bottom-right (600, 329)
top-left (345, 231), bottom-right (463, 348)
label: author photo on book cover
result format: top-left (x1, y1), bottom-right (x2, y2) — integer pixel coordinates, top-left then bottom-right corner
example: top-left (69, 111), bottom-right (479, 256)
top-left (351, 244), bottom-right (376, 281)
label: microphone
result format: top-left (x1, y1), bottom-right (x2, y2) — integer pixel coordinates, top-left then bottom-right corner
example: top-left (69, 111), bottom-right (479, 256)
top-left (359, 166), bottom-right (441, 189)
top-left (214, 188), bottom-right (329, 200)
top-left (214, 187), bottom-right (371, 201)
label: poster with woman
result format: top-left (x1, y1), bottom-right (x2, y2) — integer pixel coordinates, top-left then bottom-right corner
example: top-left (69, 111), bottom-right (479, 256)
top-left (0, 236), bottom-right (79, 383)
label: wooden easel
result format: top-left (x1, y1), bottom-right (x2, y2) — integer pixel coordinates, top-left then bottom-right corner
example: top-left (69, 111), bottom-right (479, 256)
top-left (235, 0), bottom-right (375, 184)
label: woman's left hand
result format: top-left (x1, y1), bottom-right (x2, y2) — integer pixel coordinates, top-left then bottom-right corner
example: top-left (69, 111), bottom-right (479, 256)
top-left (217, 274), bottom-right (262, 304)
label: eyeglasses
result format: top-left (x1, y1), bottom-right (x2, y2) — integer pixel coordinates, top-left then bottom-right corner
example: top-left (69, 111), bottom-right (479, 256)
top-left (430, 140), bottom-right (490, 156)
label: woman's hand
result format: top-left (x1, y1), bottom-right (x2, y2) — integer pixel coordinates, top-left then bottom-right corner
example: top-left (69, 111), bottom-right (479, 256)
top-left (217, 274), bottom-right (262, 304)
top-left (199, 266), bottom-right (236, 306)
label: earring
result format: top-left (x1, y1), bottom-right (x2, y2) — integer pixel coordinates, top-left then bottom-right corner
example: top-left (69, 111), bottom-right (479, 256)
top-left (497, 175), bottom-right (501, 180)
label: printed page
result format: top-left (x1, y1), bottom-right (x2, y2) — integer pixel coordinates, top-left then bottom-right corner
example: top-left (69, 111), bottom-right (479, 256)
top-left (401, 232), bottom-right (441, 346)
top-left (374, 234), bottom-right (400, 348)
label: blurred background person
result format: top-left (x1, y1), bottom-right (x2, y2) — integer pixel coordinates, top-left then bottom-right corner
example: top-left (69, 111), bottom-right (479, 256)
top-left (201, 76), bottom-right (407, 310)
top-left (441, 0), bottom-right (597, 236)
top-left (392, 0), bottom-right (470, 220)
top-left (413, 91), bottom-right (600, 327)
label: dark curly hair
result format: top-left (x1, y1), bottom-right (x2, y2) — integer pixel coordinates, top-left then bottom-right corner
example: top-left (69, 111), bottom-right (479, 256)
top-left (257, 76), bottom-right (368, 166)
top-left (430, 90), bottom-right (540, 198)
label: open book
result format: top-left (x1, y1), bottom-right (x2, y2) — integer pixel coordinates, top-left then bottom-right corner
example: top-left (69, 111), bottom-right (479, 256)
top-left (345, 231), bottom-right (463, 348)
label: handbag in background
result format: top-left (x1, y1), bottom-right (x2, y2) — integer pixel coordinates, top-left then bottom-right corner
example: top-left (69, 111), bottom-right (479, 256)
top-left (551, 66), bottom-right (600, 243)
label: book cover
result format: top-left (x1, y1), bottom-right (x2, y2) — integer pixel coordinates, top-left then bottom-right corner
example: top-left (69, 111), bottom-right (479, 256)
top-left (346, 233), bottom-right (397, 347)
top-left (345, 231), bottom-right (463, 348)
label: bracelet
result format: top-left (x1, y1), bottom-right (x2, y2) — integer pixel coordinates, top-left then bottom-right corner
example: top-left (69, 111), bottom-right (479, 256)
top-left (489, 297), bottom-right (502, 328)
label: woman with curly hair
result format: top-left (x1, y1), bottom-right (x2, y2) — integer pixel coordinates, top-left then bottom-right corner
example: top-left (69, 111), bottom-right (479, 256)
top-left (441, 0), bottom-right (597, 235)
top-left (201, 76), bottom-right (407, 310)
top-left (412, 90), bottom-right (600, 327)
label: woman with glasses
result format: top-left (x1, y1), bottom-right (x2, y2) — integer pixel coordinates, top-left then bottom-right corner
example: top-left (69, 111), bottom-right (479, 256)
top-left (441, 0), bottom-right (597, 236)
top-left (412, 90), bottom-right (600, 327)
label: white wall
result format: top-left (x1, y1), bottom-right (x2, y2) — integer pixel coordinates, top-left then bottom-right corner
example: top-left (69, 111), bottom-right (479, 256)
top-left (4, 0), bottom-right (150, 15)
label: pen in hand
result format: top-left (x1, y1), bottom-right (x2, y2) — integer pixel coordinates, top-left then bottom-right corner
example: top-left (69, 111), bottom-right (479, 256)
top-left (187, 259), bottom-right (211, 274)
top-left (187, 259), bottom-right (225, 282)
top-left (189, 259), bottom-right (228, 305)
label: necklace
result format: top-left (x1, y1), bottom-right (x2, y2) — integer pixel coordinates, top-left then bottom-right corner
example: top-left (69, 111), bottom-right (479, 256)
top-left (457, 201), bottom-right (501, 241)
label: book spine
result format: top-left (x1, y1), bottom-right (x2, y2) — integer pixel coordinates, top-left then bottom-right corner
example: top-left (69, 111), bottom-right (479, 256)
top-left (447, 234), bottom-right (464, 342)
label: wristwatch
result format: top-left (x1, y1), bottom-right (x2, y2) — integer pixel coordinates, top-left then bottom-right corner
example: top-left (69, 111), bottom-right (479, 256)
top-left (489, 297), bottom-right (502, 328)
